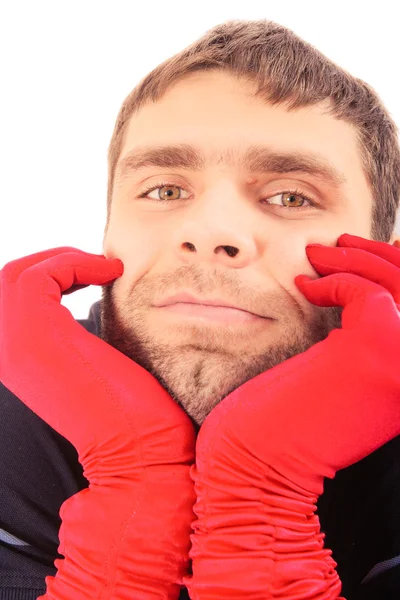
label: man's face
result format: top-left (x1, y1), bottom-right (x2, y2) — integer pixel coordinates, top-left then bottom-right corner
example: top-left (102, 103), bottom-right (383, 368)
top-left (101, 70), bottom-right (375, 426)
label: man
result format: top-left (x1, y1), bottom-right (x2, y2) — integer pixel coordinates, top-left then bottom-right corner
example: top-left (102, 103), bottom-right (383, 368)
top-left (0, 17), bottom-right (399, 599)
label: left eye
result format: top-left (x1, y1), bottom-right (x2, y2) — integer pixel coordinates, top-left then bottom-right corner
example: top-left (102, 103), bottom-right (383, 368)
top-left (263, 190), bottom-right (315, 209)
top-left (138, 183), bottom-right (317, 210)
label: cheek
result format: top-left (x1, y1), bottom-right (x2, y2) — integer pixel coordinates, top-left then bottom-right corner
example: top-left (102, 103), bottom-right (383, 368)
top-left (269, 239), bottom-right (323, 307)
top-left (271, 229), bottom-right (343, 312)
top-left (271, 241), bottom-right (316, 277)
top-left (103, 217), bottom-right (162, 292)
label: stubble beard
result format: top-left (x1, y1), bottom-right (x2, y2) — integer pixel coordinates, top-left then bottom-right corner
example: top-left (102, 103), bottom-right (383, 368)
top-left (99, 282), bottom-right (342, 427)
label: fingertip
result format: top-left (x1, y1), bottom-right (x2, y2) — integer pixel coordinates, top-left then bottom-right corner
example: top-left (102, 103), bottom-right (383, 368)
top-left (335, 234), bottom-right (352, 249)
top-left (103, 256), bottom-right (124, 274)
top-left (113, 258), bottom-right (124, 274)
top-left (295, 274), bottom-right (313, 287)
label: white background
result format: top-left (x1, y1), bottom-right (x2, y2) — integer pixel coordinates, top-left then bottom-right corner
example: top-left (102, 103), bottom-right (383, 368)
top-left (1, 1), bottom-right (399, 318)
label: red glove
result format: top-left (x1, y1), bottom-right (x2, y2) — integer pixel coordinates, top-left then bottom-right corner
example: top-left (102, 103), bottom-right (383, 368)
top-left (0, 248), bottom-right (196, 599)
top-left (184, 233), bottom-right (400, 599)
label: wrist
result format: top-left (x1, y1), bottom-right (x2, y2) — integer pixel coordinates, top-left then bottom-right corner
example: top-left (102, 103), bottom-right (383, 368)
top-left (186, 460), bottom-right (341, 598)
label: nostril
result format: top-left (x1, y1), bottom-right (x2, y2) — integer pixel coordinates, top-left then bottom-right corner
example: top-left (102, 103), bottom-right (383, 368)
top-left (183, 242), bottom-right (196, 251)
top-left (222, 246), bottom-right (239, 257)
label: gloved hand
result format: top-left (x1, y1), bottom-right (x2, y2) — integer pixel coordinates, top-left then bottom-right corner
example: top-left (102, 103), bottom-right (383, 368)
top-left (184, 233), bottom-right (400, 600)
top-left (0, 248), bottom-right (196, 600)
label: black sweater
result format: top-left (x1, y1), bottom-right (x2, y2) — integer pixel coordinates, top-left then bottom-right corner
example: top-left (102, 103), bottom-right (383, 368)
top-left (0, 301), bottom-right (399, 599)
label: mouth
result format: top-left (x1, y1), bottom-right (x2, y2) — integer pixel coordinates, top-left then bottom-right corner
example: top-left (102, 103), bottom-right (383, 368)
top-left (156, 302), bottom-right (269, 325)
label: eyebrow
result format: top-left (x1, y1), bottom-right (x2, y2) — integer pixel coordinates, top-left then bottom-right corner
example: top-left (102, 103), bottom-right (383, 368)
top-left (114, 143), bottom-right (347, 188)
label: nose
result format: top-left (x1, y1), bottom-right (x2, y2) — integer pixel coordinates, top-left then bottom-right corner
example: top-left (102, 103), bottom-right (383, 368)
top-left (172, 181), bottom-right (259, 268)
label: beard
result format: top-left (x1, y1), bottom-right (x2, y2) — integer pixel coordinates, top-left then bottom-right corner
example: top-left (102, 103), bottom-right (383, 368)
top-left (99, 277), bottom-right (342, 428)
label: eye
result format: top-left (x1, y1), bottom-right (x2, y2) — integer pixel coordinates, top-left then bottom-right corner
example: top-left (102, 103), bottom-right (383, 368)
top-left (137, 182), bottom-right (318, 211)
top-left (263, 189), bottom-right (317, 211)
top-left (138, 182), bottom-right (189, 203)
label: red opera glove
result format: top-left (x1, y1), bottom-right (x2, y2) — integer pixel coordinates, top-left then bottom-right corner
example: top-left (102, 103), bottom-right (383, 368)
top-left (185, 233), bottom-right (400, 600)
top-left (0, 248), bottom-right (196, 600)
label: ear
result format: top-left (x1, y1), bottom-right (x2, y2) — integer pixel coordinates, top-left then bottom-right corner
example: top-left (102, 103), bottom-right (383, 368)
top-left (388, 232), bottom-right (400, 249)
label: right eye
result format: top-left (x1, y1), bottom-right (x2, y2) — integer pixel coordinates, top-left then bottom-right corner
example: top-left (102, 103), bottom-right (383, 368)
top-left (138, 182), bottom-right (190, 203)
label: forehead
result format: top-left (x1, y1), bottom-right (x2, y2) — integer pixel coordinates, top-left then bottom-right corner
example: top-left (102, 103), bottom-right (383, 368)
top-left (120, 70), bottom-right (369, 195)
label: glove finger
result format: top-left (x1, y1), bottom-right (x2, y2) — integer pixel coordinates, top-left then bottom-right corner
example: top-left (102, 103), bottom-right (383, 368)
top-left (338, 233), bottom-right (400, 268)
top-left (1, 247), bottom-right (81, 284)
top-left (63, 283), bottom-right (93, 296)
top-left (17, 251), bottom-right (123, 301)
top-left (305, 244), bottom-right (400, 303)
top-left (295, 271), bottom-right (398, 331)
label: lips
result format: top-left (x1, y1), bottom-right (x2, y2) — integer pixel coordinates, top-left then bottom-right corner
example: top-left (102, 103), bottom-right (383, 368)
top-left (155, 292), bottom-right (259, 316)
top-left (158, 302), bottom-right (265, 325)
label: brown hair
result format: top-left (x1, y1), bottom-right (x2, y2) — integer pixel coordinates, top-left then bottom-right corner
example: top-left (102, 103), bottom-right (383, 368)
top-left (106, 18), bottom-right (400, 242)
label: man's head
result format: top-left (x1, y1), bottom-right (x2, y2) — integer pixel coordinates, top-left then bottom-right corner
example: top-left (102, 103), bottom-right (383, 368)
top-left (100, 19), bottom-right (400, 426)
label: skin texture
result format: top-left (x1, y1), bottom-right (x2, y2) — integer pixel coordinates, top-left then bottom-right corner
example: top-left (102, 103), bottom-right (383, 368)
top-left (101, 70), bottom-right (400, 426)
